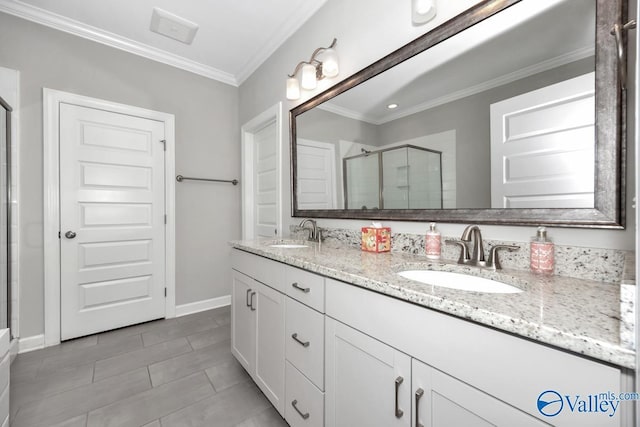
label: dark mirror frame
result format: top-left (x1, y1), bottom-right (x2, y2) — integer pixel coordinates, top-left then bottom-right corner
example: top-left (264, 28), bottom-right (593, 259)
top-left (290, 0), bottom-right (627, 229)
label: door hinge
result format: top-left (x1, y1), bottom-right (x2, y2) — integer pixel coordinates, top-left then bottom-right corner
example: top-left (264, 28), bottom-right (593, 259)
top-left (164, 214), bottom-right (167, 224)
top-left (164, 287), bottom-right (167, 297)
top-left (160, 139), bottom-right (167, 151)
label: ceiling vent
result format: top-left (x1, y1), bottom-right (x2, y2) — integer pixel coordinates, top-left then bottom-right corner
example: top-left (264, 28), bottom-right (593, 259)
top-left (150, 8), bottom-right (199, 45)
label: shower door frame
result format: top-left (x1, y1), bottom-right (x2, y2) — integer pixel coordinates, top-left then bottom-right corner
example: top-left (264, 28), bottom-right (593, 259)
top-left (0, 95), bottom-right (12, 337)
top-left (342, 144), bottom-right (443, 210)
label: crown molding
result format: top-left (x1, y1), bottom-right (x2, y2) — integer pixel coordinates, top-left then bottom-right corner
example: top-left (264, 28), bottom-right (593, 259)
top-left (320, 45), bottom-right (595, 126)
top-left (235, 0), bottom-right (329, 85)
top-left (0, 0), bottom-right (238, 86)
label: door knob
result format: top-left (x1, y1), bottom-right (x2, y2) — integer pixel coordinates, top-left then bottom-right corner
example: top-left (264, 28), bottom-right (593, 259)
top-left (64, 231), bottom-right (76, 239)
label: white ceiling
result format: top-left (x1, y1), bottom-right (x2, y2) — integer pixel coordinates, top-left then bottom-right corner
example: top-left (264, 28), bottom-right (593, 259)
top-left (0, 0), bottom-right (328, 86)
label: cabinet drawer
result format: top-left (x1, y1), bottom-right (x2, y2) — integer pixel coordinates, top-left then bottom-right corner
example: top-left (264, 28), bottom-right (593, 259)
top-left (285, 361), bottom-right (324, 427)
top-left (284, 266), bottom-right (325, 312)
top-left (231, 249), bottom-right (284, 293)
top-left (286, 297), bottom-right (324, 390)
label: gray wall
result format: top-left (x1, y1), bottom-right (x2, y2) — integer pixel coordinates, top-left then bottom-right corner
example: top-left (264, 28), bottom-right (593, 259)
top-left (240, 0), bottom-right (635, 250)
top-left (0, 13), bottom-right (240, 338)
top-left (297, 108), bottom-right (381, 146)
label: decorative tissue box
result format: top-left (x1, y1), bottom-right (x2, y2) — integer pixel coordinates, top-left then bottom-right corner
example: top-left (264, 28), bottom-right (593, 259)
top-left (361, 227), bottom-right (391, 253)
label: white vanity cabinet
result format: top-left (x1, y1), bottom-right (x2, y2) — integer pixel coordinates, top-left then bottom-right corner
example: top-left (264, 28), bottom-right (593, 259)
top-left (325, 278), bottom-right (626, 427)
top-left (231, 254), bottom-right (285, 415)
top-left (324, 318), bottom-right (547, 427)
top-left (325, 317), bottom-right (411, 427)
top-left (231, 250), bottom-right (326, 425)
top-left (411, 359), bottom-right (547, 427)
top-left (231, 249), bottom-right (629, 427)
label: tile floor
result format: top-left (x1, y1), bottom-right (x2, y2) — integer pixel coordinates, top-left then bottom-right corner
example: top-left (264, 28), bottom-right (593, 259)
top-left (9, 306), bottom-right (289, 427)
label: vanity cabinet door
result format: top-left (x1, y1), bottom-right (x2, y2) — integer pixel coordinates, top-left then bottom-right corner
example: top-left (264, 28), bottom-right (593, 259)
top-left (254, 280), bottom-right (286, 415)
top-left (231, 271), bottom-right (255, 375)
top-left (411, 359), bottom-right (547, 427)
top-left (325, 317), bottom-right (411, 427)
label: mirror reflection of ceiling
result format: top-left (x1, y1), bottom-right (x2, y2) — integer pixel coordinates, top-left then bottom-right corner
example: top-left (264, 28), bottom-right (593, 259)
top-left (319, 0), bottom-right (594, 125)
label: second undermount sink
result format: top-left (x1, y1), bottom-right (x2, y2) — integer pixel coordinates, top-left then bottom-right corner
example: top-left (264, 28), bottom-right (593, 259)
top-left (397, 270), bottom-right (522, 294)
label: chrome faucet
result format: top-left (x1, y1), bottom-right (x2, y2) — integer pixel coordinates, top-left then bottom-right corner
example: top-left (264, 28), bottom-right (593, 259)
top-left (446, 225), bottom-right (519, 270)
top-left (299, 219), bottom-right (320, 242)
top-left (460, 225), bottom-right (485, 265)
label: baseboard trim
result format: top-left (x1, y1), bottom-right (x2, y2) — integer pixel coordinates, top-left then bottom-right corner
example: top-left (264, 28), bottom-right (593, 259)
top-left (18, 334), bottom-right (45, 354)
top-left (175, 295), bottom-right (231, 318)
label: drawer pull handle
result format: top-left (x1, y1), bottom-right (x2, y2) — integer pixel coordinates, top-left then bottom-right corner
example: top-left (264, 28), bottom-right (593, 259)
top-left (415, 388), bottom-right (424, 427)
top-left (245, 289), bottom-right (252, 307)
top-left (291, 333), bottom-right (310, 348)
top-left (395, 376), bottom-right (404, 418)
top-left (249, 291), bottom-right (256, 311)
top-left (291, 282), bottom-right (310, 293)
top-left (291, 399), bottom-right (310, 420)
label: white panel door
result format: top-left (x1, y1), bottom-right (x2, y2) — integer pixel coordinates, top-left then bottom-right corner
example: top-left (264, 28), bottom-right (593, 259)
top-left (254, 121), bottom-right (278, 238)
top-left (325, 317), bottom-right (411, 427)
top-left (490, 72), bottom-right (595, 208)
top-left (297, 139), bottom-right (336, 209)
top-left (60, 103), bottom-right (166, 340)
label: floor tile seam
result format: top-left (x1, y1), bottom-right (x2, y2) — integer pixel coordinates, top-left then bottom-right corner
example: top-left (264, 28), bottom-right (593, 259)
top-left (150, 381), bottom-right (220, 426)
top-left (11, 369), bottom-right (154, 427)
top-left (32, 360), bottom-right (95, 381)
top-left (42, 337), bottom-right (146, 370)
top-left (14, 340), bottom-right (100, 364)
top-left (93, 336), bottom-right (193, 368)
top-left (85, 371), bottom-right (217, 424)
top-left (147, 340), bottom-right (234, 388)
top-left (92, 345), bottom-right (196, 384)
top-left (96, 330), bottom-right (144, 345)
top-left (51, 372), bottom-right (155, 425)
top-left (141, 323), bottom-right (220, 347)
top-left (11, 367), bottom-right (95, 407)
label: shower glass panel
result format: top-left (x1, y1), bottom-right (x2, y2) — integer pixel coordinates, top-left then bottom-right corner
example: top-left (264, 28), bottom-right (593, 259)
top-left (0, 97), bottom-right (11, 332)
top-left (344, 145), bottom-right (442, 210)
top-left (344, 154), bottom-right (380, 209)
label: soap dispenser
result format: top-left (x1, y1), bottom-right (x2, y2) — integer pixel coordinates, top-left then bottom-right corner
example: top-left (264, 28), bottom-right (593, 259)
top-left (530, 227), bottom-right (554, 274)
top-left (425, 222), bottom-right (441, 260)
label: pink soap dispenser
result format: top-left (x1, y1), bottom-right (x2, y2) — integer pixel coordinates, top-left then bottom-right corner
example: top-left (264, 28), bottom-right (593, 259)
top-left (530, 227), bottom-right (554, 274)
top-left (425, 222), bottom-right (441, 260)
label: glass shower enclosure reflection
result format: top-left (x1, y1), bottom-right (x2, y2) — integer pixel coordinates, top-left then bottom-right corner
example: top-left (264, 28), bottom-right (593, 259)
top-left (343, 144), bottom-right (442, 210)
top-left (0, 96), bottom-right (11, 332)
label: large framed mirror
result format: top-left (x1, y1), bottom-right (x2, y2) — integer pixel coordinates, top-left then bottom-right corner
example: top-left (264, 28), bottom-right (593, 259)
top-left (290, 0), bottom-right (627, 228)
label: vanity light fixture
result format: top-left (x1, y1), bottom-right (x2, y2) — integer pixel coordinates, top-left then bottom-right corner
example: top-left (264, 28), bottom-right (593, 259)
top-left (286, 38), bottom-right (339, 101)
top-left (412, 0), bottom-right (437, 25)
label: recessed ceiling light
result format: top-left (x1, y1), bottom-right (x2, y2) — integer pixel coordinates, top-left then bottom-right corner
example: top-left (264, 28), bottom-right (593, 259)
top-left (150, 8), bottom-right (199, 45)
top-left (387, 103), bottom-right (399, 109)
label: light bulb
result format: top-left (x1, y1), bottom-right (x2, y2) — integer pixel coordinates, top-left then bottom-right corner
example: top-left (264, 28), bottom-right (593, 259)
top-left (412, 0), bottom-right (436, 24)
top-left (321, 48), bottom-right (339, 78)
top-left (301, 63), bottom-right (317, 90)
top-left (286, 77), bottom-right (300, 100)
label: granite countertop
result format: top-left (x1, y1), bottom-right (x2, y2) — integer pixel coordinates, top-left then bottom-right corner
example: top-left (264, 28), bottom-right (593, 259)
top-left (230, 238), bottom-right (636, 369)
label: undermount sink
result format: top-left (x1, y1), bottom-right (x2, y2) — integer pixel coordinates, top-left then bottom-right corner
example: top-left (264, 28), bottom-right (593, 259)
top-left (397, 270), bottom-right (522, 294)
